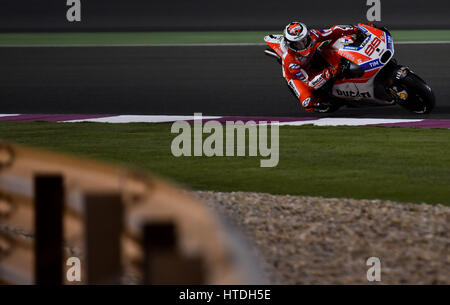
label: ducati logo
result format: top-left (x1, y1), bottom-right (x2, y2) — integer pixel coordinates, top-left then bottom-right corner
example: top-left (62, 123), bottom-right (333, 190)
top-left (336, 89), bottom-right (372, 98)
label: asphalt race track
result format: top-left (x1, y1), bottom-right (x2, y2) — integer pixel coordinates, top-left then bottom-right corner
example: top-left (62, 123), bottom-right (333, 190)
top-left (0, 44), bottom-right (449, 119)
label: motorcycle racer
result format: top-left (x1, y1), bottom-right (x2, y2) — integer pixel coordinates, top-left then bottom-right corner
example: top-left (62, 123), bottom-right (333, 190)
top-left (281, 21), bottom-right (364, 111)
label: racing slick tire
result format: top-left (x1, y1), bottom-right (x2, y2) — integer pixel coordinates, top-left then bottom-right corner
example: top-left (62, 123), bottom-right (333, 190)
top-left (397, 73), bottom-right (435, 114)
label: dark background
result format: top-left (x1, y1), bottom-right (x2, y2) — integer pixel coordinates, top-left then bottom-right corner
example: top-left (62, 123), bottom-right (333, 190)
top-left (1, 0), bottom-right (449, 32)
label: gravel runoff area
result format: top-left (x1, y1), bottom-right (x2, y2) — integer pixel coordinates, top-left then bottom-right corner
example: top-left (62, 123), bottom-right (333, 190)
top-left (1, 191), bottom-right (448, 284)
top-left (195, 191), bottom-right (450, 284)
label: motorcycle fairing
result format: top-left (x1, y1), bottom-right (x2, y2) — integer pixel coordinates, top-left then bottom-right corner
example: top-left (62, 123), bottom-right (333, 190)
top-left (324, 24), bottom-right (396, 103)
top-left (264, 24), bottom-right (397, 105)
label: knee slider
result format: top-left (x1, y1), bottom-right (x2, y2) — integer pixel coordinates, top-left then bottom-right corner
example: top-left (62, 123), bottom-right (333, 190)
top-left (301, 97), bottom-right (313, 108)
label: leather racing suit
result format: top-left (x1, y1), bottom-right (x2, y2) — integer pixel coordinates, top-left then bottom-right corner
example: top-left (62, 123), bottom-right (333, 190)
top-left (281, 25), bottom-right (361, 111)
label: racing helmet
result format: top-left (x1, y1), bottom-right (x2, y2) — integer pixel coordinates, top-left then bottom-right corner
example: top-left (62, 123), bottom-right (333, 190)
top-left (284, 21), bottom-right (312, 56)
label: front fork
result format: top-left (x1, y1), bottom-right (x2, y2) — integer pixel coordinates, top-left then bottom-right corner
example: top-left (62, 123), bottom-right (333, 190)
top-left (386, 66), bottom-right (412, 104)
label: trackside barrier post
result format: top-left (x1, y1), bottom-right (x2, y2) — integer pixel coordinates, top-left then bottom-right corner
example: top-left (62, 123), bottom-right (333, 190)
top-left (143, 222), bottom-right (205, 284)
top-left (0, 144), bottom-right (252, 285)
top-left (34, 174), bottom-right (64, 285)
top-left (84, 192), bottom-right (123, 284)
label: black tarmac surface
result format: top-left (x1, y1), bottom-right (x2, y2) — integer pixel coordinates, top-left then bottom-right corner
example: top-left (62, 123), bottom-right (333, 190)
top-left (0, 44), bottom-right (449, 119)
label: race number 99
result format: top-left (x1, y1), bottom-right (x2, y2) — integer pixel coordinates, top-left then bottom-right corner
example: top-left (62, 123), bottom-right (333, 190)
top-left (365, 37), bottom-right (381, 56)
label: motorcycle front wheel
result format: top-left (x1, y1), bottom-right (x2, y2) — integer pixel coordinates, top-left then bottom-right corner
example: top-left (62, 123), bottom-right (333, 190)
top-left (397, 73), bottom-right (435, 114)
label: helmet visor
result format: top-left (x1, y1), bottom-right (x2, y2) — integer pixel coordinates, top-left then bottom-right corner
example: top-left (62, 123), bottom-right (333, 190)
top-left (289, 35), bottom-right (311, 52)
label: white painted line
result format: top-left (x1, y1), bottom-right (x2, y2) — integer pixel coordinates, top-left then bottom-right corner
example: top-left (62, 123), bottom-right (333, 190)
top-left (277, 118), bottom-right (424, 127)
top-left (276, 120), bottom-right (319, 126)
top-left (0, 114), bottom-right (436, 127)
top-left (0, 41), bottom-right (448, 48)
top-left (0, 114), bottom-right (20, 118)
top-left (64, 115), bottom-right (223, 123)
top-left (60, 115), bottom-right (424, 126)
top-left (310, 118), bottom-right (423, 126)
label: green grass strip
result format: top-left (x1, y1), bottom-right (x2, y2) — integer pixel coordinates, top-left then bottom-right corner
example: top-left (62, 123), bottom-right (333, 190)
top-left (0, 30), bottom-right (449, 46)
top-left (0, 121), bottom-right (449, 206)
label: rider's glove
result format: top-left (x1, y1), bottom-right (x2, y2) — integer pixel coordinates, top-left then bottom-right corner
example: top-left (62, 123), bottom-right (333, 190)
top-left (309, 63), bottom-right (342, 90)
top-left (326, 63), bottom-right (343, 78)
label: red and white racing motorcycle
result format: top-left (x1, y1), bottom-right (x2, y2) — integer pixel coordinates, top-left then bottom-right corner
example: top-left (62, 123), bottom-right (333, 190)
top-left (264, 24), bottom-right (435, 113)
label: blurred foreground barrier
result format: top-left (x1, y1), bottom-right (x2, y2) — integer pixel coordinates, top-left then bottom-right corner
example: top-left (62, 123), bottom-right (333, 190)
top-left (0, 143), bottom-right (260, 284)
top-left (143, 222), bottom-right (205, 284)
top-left (34, 174), bottom-right (64, 285)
